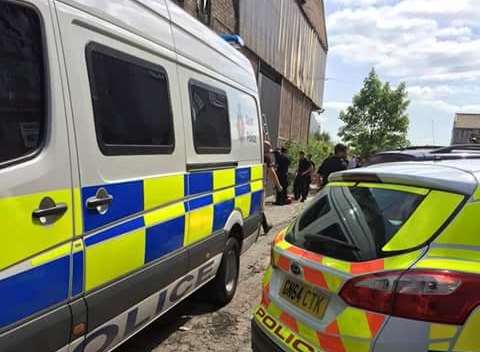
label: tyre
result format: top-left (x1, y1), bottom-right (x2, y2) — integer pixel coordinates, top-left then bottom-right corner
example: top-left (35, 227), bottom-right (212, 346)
top-left (207, 237), bottom-right (240, 306)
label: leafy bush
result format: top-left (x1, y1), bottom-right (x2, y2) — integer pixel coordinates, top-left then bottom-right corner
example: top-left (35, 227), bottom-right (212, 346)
top-left (284, 132), bottom-right (334, 173)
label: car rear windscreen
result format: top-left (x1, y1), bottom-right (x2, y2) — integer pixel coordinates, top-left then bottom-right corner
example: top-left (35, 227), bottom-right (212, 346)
top-left (287, 185), bottom-right (425, 262)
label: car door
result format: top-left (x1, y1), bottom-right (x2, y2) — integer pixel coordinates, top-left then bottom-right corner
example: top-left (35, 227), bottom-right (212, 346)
top-left (54, 0), bottom-right (189, 349)
top-left (0, 1), bottom-right (75, 351)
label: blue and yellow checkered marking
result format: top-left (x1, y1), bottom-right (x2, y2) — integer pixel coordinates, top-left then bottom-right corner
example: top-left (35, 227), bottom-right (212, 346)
top-left (145, 216), bottom-right (185, 263)
top-left (80, 165), bottom-right (263, 289)
top-left (81, 166), bottom-right (263, 234)
top-left (186, 194), bottom-right (213, 211)
top-left (236, 167), bottom-right (251, 185)
top-left (82, 180), bottom-right (144, 232)
top-left (0, 256), bottom-right (70, 328)
top-left (0, 165), bottom-right (264, 329)
top-left (85, 217), bottom-right (145, 247)
top-left (0, 244), bottom-right (72, 329)
top-left (185, 171), bottom-right (213, 196)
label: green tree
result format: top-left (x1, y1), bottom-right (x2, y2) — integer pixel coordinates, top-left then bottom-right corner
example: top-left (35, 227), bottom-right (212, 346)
top-left (338, 69), bottom-right (410, 158)
top-left (285, 133), bottom-right (334, 172)
top-left (312, 131), bottom-right (332, 144)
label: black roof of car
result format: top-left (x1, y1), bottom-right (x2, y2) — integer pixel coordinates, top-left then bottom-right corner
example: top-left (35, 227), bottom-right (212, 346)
top-left (367, 145), bottom-right (480, 165)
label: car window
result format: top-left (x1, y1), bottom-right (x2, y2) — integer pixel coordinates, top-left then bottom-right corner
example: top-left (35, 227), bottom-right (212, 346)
top-left (190, 82), bottom-right (231, 154)
top-left (287, 185), bottom-right (424, 262)
top-left (0, 3), bottom-right (45, 166)
top-left (86, 44), bottom-right (174, 155)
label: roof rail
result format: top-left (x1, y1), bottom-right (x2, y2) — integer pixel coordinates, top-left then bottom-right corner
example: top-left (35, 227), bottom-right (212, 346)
top-left (432, 145), bottom-right (480, 153)
top-left (402, 145), bottom-right (445, 150)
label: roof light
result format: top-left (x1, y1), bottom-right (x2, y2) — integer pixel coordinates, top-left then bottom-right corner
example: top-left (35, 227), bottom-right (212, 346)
top-left (220, 34), bottom-right (245, 48)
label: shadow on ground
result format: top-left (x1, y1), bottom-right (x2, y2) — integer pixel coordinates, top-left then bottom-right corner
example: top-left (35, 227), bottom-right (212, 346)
top-left (116, 292), bottom-right (219, 352)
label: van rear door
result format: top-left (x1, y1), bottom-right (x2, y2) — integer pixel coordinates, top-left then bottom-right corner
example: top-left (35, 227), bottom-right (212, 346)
top-left (0, 1), bottom-right (75, 351)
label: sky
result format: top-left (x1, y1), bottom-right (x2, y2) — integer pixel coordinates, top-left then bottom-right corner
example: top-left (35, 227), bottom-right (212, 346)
top-left (320, 0), bottom-right (480, 146)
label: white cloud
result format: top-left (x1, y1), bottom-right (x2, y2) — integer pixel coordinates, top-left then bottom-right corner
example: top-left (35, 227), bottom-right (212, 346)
top-left (407, 85), bottom-right (454, 100)
top-left (327, 0), bottom-right (480, 83)
top-left (324, 101), bottom-right (350, 112)
top-left (325, 0), bottom-right (480, 144)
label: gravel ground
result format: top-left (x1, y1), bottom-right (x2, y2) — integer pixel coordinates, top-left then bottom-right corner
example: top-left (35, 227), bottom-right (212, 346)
top-left (116, 200), bottom-right (306, 352)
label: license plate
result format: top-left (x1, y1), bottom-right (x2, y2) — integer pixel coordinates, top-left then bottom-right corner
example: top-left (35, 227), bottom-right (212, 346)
top-left (280, 278), bottom-right (329, 319)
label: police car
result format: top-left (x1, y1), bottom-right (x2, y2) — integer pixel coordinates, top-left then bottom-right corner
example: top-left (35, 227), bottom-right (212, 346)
top-left (0, 1), bottom-right (264, 351)
top-left (253, 158), bottom-right (480, 352)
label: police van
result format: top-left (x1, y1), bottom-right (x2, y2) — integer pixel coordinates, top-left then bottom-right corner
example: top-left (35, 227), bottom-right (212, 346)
top-left (0, 1), bottom-right (264, 351)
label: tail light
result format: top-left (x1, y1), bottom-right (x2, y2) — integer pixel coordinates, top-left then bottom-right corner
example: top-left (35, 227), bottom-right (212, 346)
top-left (270, 239), bottom-right (276, 268)
top-left (271, 230), bottom-right (286, 268)
top-left (340, 269), bottom-right (480, 325)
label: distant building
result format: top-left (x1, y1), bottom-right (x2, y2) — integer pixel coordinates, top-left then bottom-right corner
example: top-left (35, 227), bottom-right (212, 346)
top-left (171, 0), bottom-right (328, 146)
top-left (451, 113), bottom-right (480, 144)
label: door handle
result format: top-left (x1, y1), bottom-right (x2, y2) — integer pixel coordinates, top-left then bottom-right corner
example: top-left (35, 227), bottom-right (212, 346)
top-left (32, 197), bottom-right (68, 225)
top-left (86, 188), bottom-right (113, 215)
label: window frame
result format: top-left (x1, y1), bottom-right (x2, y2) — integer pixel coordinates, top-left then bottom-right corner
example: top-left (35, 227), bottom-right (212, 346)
top-left (0, 1), bottom-right (48, 170)
top-left (85, 42), bottom-right (176, 156)
top-left (288, 184), bottom-right (428, 262)
top-left (188, 79), bottom-right (232, 155)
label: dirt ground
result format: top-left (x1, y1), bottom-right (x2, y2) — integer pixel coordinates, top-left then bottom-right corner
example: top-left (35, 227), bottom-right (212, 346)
top-left (117, 200), bottom-right (305, 352)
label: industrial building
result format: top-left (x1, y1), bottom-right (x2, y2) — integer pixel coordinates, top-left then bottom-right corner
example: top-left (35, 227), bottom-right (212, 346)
top-left (171, 0), bottom-right (328, 146)
top-left (451, 113), bottom-right (480, 144)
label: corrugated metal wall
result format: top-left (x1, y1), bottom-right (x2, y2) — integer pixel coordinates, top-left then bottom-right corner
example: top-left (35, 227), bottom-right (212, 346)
top-left (259, 73), bottom-right (282, 146)
top-left (239, 0), bottom-right (327, 107)
top-left (300, 0), bottom-right (328, 50)
top-left (278, 80), bottom-right (312, 144)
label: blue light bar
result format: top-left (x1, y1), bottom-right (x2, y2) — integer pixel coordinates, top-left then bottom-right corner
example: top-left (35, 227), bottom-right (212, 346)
top-left (220, 34), bottom-right (245, 48)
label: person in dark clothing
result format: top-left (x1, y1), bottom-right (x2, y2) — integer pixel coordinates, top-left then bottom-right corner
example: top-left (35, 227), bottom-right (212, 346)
top-left (318, 144), bottom-right (348, 187)
top-left (306, 153), bottom-right (315, 195)
top-left (293, 152), bottom-right (303, 201)
top-left (294, 151), bottom-right (312, 202)
top-left (275, 147), bottom-right (290, 205)
top-left (261, 140), bottom-right (282, 234)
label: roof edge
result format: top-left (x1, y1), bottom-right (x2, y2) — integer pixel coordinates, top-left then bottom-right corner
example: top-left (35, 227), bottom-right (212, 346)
top-left (330, 164), bottom-right (477, 196)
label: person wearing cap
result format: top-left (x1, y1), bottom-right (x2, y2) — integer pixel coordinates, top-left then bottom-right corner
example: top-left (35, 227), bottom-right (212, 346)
top-left (318, 143), bottom-right (348, 187)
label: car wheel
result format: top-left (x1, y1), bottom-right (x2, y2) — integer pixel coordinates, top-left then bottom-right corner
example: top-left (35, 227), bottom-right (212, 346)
top-left (207, 237), bottom-right (240, 306)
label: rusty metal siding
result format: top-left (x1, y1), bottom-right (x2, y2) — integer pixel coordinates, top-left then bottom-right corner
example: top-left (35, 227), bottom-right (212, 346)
top-left (278, 79), bottom-right (312, 144)
top-left (239, 0), bottom-right (327, 107)
top-left (259, 73), bottom-right (282, 146)
top-left (300, 0), bottom-right (328, 50)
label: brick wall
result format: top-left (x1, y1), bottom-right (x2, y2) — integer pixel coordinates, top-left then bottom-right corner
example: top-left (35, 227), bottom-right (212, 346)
top-left (173, 0), bottom-right (196, 16)
top-left (173, 0), bottom-right (238, 33)
top-left (211, 0), bottom-right (237, 33)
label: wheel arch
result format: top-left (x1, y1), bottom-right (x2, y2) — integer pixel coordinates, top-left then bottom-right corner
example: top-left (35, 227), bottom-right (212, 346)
top-left (224, 210), bottom-right (244, 251)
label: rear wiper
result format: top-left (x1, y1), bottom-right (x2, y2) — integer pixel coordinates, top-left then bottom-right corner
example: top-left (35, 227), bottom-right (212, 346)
top-left (304, 234), bottom-right (360, 251)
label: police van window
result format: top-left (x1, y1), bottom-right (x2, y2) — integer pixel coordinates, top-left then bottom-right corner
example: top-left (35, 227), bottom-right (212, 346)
top-left (286, 185), bottom-right (424, 262)
top-left (0, 3), bottom-right (45, 167)
top-left (86, 44), bottom-right (174, 155)
top-left (189, 82), bottom-right (231, 154)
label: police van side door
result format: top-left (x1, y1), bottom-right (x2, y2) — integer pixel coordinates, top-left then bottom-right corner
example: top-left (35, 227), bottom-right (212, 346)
top-left (54, 1), bottom-right (190, 350)
top-left (0, 1), bottom-right (75, 351)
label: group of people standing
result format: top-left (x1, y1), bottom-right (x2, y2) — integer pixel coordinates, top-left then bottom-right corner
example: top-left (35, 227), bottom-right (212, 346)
top-left (264, 142), bottom-right (350, 206)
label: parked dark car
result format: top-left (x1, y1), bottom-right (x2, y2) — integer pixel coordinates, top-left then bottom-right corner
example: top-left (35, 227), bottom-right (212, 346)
top-left (367, 145), bottom-right (480, 165)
